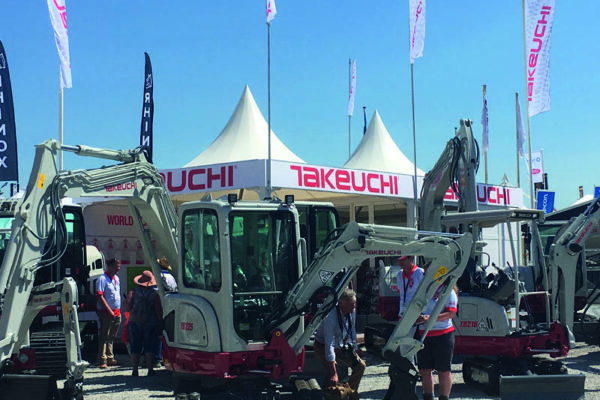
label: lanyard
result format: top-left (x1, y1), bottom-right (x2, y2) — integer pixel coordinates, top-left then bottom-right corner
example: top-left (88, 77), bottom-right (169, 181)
top-left (337, 306), bottom-right (352, 342)
top-left (402, 267), bottom-right (414, 303)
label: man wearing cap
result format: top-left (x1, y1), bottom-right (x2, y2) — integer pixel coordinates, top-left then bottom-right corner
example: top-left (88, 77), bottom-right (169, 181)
top-left (96, 257), bottom-right (122, 368)
top-left (396, 255), bottom-right (425, 356)
top-left (157, 256), bottom-right (177, 292)
top-left (125, 270), bottom-right (163, 377)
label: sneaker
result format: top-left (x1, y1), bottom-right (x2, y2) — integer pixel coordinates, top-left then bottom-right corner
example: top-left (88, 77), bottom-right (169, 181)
top-left (107, 359), bottom-right (118, 366)
top-left (98, 364), bottom-right (108, 369)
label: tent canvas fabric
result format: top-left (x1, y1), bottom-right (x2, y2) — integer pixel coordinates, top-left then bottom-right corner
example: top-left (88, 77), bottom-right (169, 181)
top-left (344, 110), bottom-right (424, 176)
top-left (184, 85), bottom-right (304, 166)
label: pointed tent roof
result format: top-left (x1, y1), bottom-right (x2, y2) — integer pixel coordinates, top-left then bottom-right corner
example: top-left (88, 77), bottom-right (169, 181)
top-left (344, 110), bottom-right (424, 175)
top-left (184, 85), bottom-right (304, 166)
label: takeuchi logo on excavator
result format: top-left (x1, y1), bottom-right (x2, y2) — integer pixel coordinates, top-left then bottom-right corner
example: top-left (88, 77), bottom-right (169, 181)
top-left (104, 182), bottom-right (137, 192)
top-left (364, 249), bottom-right (403, 256)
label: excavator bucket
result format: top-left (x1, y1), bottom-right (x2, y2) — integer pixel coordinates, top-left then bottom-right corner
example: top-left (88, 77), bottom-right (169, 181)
top-left (499, 374), bottom-right (585, 400)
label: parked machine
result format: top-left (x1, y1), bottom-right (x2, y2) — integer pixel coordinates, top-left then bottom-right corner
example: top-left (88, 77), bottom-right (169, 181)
top-left (0, 138), bottom-right (474, 399)
top-left (369, 119), bottom-right (585, 397)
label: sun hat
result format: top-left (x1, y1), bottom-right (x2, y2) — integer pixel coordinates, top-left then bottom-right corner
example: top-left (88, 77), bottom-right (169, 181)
top-left (133, 270), bottom-right (157, 287)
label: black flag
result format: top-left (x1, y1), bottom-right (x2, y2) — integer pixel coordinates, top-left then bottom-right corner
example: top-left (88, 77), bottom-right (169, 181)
top-left (362, 106), bottom-right (367, 135)
top-left (140, 52), bottom-right (154, 163)
top-left (0, 41), bottom-right (18, 182)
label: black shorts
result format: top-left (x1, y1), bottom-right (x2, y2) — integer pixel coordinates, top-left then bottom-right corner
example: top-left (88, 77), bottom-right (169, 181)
top-left (416, 331), bottom-right (454, 372)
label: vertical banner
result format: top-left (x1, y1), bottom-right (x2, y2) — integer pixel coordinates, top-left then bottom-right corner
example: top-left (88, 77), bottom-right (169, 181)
top-left (530, 150), bottom-right (544, 183)
top-left (516, 93), bottom-right (527, 157)
top-left (347, 59), bottom-right (356, 116)
top-left (409, 0), bottom-right (426, 63)
top-left (524, 0), bottom-right (555, 117)
top-left (46, 0), bottom-right (72, 88)
top-left (594, 186), bottom-right (600, 199)
top-left (481, 85), bottom-right (489, 152)
top-left (0, 41), bottom-right (19, 182)
top-left (266, 0), bottom-right (277, 24)
top-left (140, 52), bottom-right (154, 163)
top-left (536, 190), bottom-right (555, 214)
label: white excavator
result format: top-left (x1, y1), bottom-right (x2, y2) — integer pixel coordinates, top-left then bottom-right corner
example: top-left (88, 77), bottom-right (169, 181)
top-left (371, 119), bottom-right (585, 398)
top-left (0, 139), bottom-right (473, 399)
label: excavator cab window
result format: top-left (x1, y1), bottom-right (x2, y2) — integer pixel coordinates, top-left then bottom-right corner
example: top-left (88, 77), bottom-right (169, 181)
top-left (230, 210), bottom-right (299, 342)
top-left (182, 209), bottom-right (222, 292)
top-left (0, 216), bottom-right (12, 263)
top-left (296, 205), bottom-right (339, 264)
top-left (34, 206), bottom-right (87, 293)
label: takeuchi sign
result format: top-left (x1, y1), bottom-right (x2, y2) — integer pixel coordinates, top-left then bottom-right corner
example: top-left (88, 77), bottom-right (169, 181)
top-left (157, 160), bottom-right (523, 207)
top-left (444, 184), bottom-right (524, 208)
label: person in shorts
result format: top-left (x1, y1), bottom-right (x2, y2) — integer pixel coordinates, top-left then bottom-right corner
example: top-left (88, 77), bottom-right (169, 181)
top-left (415, 281), bottom-right (457, 400)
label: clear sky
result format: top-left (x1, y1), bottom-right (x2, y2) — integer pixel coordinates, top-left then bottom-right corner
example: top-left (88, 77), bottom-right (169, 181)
top-left (1, 1), bottom-right (598, 209)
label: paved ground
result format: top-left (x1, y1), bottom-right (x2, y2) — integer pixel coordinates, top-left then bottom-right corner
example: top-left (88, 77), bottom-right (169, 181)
top-left (82, 340), bottom-right (600, 400)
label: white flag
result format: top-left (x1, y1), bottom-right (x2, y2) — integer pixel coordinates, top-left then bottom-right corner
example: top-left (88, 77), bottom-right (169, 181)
top-left (481, 88), bottom-right (489, 152)
top-left (266, 0), bottom-right (277, 24)
top-left (516, 94), bottom-right (527, 157)
top-left (524, 0), bottom-right (555, 117)
top-left (529, 151), bottom-right (544, 184)
top-left (409, 0), bottom-right (426, 64)
top-left (347, 60), bottom-right (356, 116)
top-left (47, 0), bottom-right (72, 88)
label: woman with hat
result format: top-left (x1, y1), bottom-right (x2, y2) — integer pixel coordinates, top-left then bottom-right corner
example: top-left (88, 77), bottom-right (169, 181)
top-left (124, 270), bottom-right (163, 377)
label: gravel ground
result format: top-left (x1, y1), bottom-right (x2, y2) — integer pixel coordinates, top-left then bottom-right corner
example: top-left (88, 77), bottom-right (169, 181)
top-left (82, 341), bottom-right (600, 400)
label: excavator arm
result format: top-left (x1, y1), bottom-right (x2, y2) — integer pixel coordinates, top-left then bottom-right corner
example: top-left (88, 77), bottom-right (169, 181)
top-left (0, 139), bottom-right (179, 398)
top-left (262, 221), bottom-right (471, 399)
top-left (549, 195), bottom-right (600, 332)
top-left (265, 222), bottom-right (472, 354)
top-left (419, 118), bottom-right (480, 233)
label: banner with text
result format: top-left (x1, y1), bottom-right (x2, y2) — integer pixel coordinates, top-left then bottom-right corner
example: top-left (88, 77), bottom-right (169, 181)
top-left (0, 41), bottom-right (19, 181)
top-left (530, 151), bottom-right (544, 183)
top-left (158, 160), bottom-right (523, 208)
top-left (140, 52), bottom-right (154, 162)
top-left (536, 190), bottom-right (555, 214)
top-left (444, 184), bottom-right (524, 208)
top-left (524, 0), bottom-right (555, 116)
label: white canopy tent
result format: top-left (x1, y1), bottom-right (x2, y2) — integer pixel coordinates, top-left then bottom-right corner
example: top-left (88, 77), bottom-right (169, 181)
top-left (341, 110), bottom-right (424, 226)
top-left (344, 110), bottom-right (424, 176)
top-left (185, 85), bottom-right (304, 166)
top-left (161, 86), bottom-right (523, 227)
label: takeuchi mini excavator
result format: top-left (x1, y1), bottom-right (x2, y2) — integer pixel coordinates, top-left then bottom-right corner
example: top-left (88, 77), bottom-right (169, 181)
top-left (0, 139), bottom-right (474, 399)
top-left (375, 119), bottom-right (585, 398)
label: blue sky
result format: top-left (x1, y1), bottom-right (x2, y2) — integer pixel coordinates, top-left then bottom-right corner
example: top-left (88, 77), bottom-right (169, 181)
top-left (1, 1), bottom-right (598, 209)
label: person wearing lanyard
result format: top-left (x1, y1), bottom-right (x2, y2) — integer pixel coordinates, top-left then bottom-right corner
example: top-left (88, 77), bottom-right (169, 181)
top-left (314, 288), bottom-right (365, 396)
top-left (397, 255), bottom-right (425, 355)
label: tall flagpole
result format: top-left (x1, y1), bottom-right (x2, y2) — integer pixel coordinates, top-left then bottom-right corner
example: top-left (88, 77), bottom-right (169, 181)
top-left (482, 85), bottom-right (488, 183)
top-left (266, 18), bottom-right (272, 198)
top-left (522, 0), bottom-right (534, 208)
top-left (59, 85), bottom-right (64, 170)
top-left (410, 63), bottom-right (418, 228)
top-left (348, 58), bottom-right (351, 158)
top-left (515, 92), bottom-right (521, 188)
